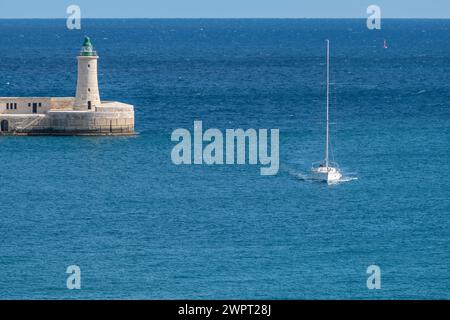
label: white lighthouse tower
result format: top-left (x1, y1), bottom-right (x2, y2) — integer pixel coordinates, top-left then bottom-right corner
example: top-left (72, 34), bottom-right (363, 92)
top-left (74, 36), bottom-right (101, 111)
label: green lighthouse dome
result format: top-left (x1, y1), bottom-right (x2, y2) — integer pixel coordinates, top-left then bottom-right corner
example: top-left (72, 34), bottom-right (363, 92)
top-left (79, 36), bottom-right (97, 56)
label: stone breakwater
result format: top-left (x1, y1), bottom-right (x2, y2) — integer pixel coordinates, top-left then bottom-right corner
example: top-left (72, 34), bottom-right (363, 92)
top-left (0, 100), bottom-right (134, 136)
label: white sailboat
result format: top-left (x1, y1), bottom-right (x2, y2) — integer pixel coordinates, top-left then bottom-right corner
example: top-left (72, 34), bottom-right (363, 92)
top-left (311, 40), bottom-right (343, 184)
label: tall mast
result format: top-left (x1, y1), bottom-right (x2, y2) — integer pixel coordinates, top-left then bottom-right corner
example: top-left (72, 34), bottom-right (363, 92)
top-left (325, 39), bottom-right (330, 168)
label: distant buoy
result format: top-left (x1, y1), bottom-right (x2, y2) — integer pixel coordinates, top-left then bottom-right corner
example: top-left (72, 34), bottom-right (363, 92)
top-left (383, 40), bottom-right (388, 49)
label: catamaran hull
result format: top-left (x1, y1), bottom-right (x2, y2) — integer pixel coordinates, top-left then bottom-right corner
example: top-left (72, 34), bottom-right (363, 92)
top-left (311, 168), bottom-right (342, 184)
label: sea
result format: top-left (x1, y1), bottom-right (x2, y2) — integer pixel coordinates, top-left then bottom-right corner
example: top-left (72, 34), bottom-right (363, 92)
top-left (0, 19), bottom-right (449, 299)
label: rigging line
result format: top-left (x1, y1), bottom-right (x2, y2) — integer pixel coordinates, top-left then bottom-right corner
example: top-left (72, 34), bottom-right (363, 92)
top-left (328, 54), bottom-right (335, 164)
top-left (330, 52), bottom-right (339, 163)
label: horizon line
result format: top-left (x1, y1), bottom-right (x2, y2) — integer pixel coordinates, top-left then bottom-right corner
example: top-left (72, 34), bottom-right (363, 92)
top-left (1, 17), bottom-right (450, 20)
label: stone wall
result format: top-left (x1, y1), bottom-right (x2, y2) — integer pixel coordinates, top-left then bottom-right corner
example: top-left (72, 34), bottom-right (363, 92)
top-left (0, 115), bottom-right (44, 133)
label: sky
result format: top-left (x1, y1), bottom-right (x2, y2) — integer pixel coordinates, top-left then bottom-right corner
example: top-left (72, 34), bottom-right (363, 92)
top-left (0, 0), bottom-right (449, 19)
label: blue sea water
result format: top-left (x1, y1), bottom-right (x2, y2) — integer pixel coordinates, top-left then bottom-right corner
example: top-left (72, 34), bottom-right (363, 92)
top-left (0, 19), bottom-right (449, 299)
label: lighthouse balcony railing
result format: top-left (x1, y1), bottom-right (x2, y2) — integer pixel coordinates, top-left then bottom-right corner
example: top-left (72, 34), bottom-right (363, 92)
top-left (79, 49), bottom-right (97, 56)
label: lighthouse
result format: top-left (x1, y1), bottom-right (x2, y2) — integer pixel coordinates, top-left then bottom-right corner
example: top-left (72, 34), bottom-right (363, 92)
top-left (74, 36), bottom-right (101, 111)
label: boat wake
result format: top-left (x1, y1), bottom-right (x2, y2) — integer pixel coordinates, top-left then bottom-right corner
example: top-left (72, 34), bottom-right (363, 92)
top-left (288, 169), bottom-right (358, 185)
